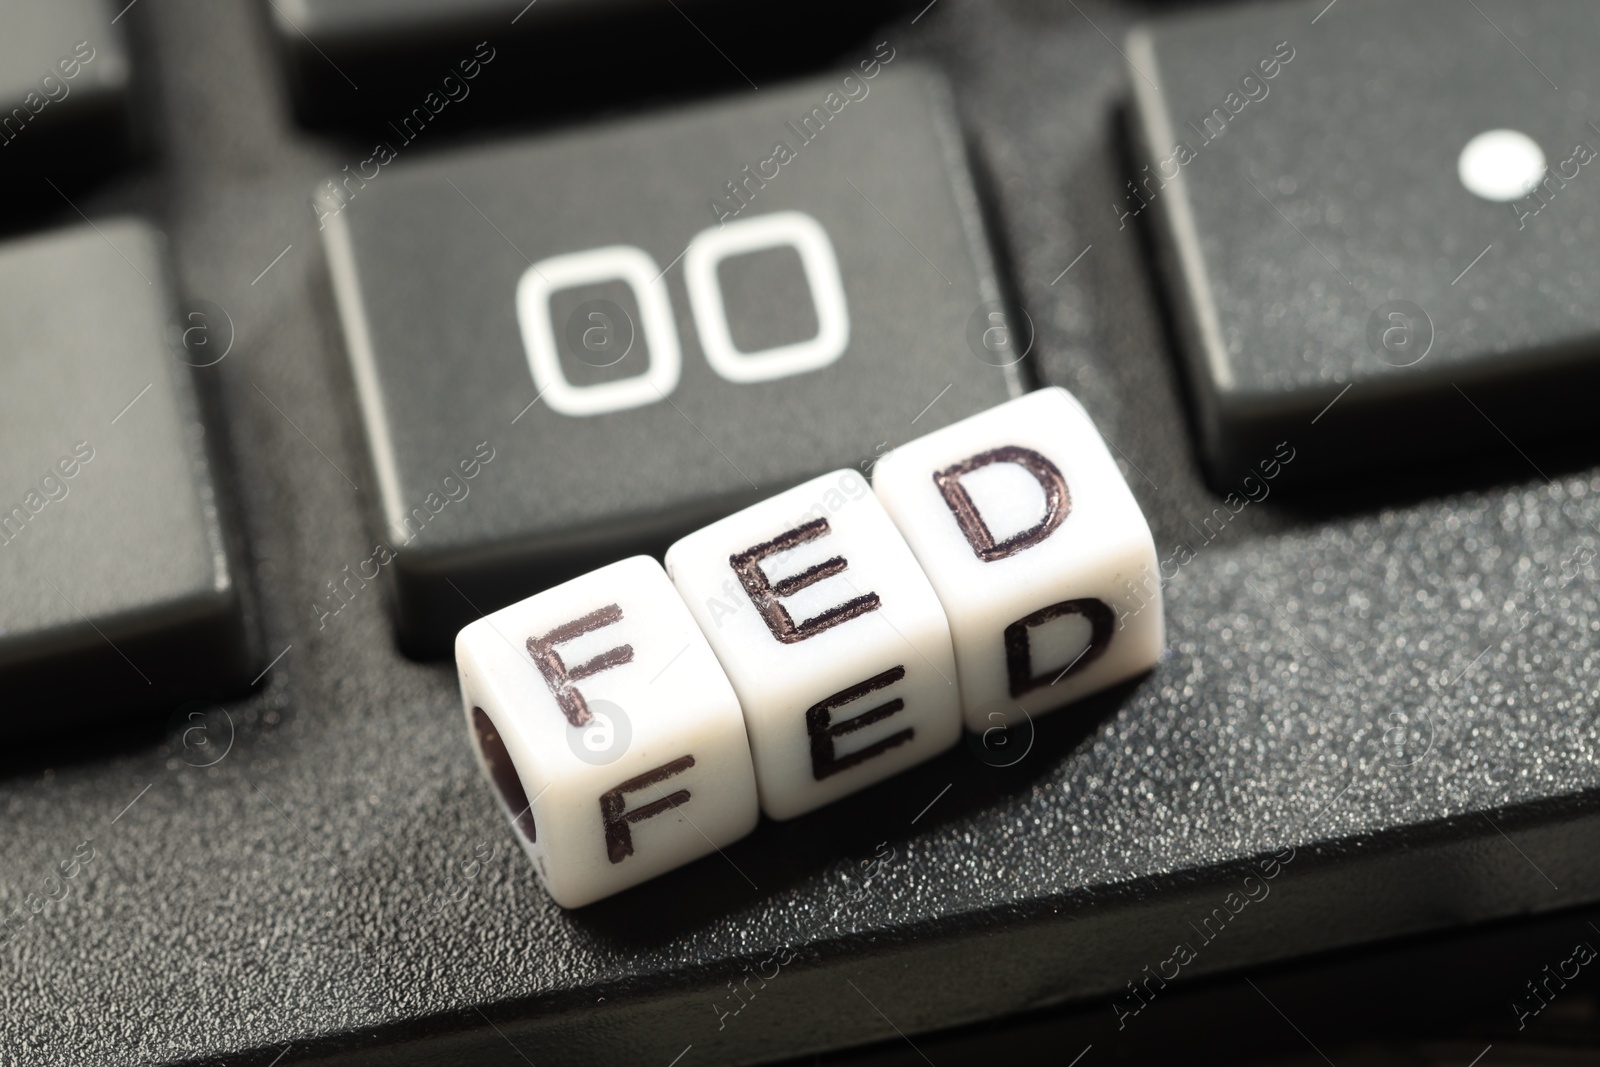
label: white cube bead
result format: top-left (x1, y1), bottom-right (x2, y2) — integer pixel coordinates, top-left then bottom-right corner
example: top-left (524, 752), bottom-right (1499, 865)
top-left (455, 555), bottom-right (758, 908)
top-left (666, 470), bottom-right (960, 820)
top-left (872, 387), bottom-right (1163, 730)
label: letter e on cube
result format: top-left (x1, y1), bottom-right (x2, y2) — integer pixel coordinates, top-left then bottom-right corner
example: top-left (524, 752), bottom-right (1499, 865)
top-left (668, 471), bottom-right (960, 820)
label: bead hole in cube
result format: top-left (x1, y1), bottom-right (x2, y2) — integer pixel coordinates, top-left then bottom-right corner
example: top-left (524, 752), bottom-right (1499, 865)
top-left (471, 706), bottom-right (538, 843)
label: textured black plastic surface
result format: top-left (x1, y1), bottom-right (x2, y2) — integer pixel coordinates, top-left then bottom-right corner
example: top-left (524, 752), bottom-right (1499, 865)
top-left (4, 1), bottom-right (1600, 1065)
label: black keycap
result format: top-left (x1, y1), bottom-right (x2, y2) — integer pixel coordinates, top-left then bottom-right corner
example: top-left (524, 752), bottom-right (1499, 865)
top-left (0, 222), bottom-right (257, 741)
top-left (321, 64), bottom-right (1023, 655)
top-left (0, 0), bottom-right (134, 187)
top-left (269, 0), bottom-right (901, 128)
top-left (1127, 0), bottom-right (1600, 485)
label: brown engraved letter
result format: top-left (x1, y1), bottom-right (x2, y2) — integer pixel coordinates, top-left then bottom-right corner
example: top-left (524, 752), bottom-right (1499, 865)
top-left (1004, 598), bottom-right (1115, 697)
top-left (599, 754), bottom-right (696, 864)
top-left (526, 604), bottom-right (634, 727)
top-left (729, 518), bottom-right (879, 644)
top-left (807, 665), bottom-right (914, 780)
top-left (932, 446), bottom-right (1069, 562)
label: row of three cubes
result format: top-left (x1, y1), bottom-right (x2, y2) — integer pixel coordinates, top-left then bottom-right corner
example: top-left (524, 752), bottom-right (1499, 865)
top-left (456, 388), bottom-right (1164, 907)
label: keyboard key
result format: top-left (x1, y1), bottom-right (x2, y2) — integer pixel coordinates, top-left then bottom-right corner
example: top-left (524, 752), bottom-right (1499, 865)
top-left (323, 65), bottom-right (1021, 655)
top-left (1126, 0), bottom-right (1600, 483)
top-left (270, 0), bottom-right (899, 127)
top-left (0, 221), bottom-right (256, 741)
top-left (455, 555), bottom-right (758, 908)
top-left (667, 469), bottom-right (960, 820)
top-left (872, 388), bottom-right (1163, 730)
top-left (0, 1), bottom-right (133, 179)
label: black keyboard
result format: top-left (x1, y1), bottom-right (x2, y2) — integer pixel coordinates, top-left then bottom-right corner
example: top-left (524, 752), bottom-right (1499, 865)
top-left (5, 0), bottom-right (1600, 1064)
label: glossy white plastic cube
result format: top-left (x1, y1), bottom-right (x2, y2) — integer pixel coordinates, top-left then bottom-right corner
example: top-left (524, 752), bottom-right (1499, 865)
top-left (456, 555), bottom-right (758, 908)
top-left (667, 470), bottom-right (960, 820)
top-left (872, 387), bottom-right (1162, 730)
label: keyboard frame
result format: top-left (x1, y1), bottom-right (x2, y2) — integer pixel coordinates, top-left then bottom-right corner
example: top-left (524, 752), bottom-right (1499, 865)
top-left (4, 0), bottom-right (1600, 1063)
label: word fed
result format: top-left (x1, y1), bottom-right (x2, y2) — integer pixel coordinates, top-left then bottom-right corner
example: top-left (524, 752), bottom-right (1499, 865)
top-left (455, 387), bottom-right (1164, 907)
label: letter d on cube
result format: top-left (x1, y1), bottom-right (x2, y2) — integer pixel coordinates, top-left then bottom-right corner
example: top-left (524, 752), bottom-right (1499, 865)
top-left (872, 387), bottom-right (1164, 730)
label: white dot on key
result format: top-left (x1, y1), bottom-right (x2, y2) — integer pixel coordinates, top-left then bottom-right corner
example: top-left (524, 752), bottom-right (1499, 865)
top-left (1457, 128), bottom-right (1546, 202)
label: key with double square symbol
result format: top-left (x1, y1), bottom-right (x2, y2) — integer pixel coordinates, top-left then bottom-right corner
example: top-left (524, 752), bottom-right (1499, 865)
top-left (322, 63), bottom-right (1023, 654)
